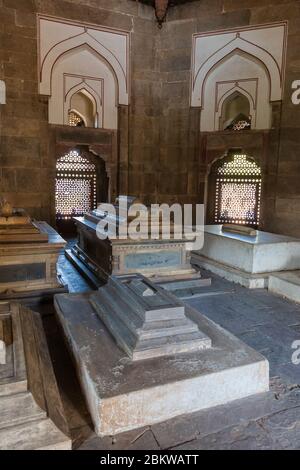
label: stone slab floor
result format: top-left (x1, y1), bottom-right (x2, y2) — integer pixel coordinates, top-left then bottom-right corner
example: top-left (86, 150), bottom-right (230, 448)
top-left (37, 252), bottom-right (300, 450)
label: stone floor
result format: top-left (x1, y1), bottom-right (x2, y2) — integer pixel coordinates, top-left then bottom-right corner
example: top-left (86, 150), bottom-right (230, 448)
top-left (38, 251), bottom-right (300, 450)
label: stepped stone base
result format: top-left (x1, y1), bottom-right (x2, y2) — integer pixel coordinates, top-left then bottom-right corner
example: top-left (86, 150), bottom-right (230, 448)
top-left (54, 288), bottom-right (269, 437)
top-left (0, 303), bottom-right (71, 450)
top-left (90, 274), bottom-right (212, 361)
top-left (192, 253), bottom-right (269, 289)
top-left (269, 271), bottom-right (300, 303)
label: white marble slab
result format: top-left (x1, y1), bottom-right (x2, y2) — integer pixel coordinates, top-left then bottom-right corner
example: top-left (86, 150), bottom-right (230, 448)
top-left (194, 225), bottom-right (300, 275)
top-left (192, 253), bottom-right (269, 289)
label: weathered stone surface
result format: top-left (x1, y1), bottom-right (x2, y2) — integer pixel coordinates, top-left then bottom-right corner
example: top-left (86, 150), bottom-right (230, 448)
top-left (79, 428), bottom-right (160, 451)
top-left (269, 271), bottom-right (300, 304)
top-left (54, 286), bottom-right (268, 436)
top-left (29, 252), bottom-right (300, 450)
top-left (173, 421), bottom-right (275, 450)
top-left (0, 302), bottom-right (71, 450)
top-left (90, 274), bottom-right (211, 360)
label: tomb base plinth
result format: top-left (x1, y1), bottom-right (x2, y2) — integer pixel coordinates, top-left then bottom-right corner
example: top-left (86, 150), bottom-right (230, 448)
top-left (192, 225), bottom-right (300, 288)
top-left (0, 221), bottom-right (67, 299)
top-left (69, 196), bottom-right (211, 291)
top-left (72, 216), bottom-right (200, 280)
top-left (269, 271), bottom-right (300, 303)
top-left (54, 275), bottom-right (269, 436)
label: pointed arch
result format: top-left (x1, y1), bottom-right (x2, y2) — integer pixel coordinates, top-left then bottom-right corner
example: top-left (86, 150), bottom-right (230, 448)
top-left (192, 37), bottom-right (281, 107)
top-left (217, 87), bottom-right (255, 130)
top-left (218, 86), bottom-right (255, 112)
top-left (40, 32), bottom-right (128, 105)
top-left (64, 83), bottom-right (102, 127)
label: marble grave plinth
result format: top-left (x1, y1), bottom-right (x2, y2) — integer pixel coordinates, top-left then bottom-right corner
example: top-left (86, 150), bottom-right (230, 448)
top-left (0, 208), bottom-right (67, 299)
top-left (0, 302), bottom-right (71, 450)
top-left (192, 225), bottom-right (300, 288)
top-left (55, 274), bottom-right (269, 436)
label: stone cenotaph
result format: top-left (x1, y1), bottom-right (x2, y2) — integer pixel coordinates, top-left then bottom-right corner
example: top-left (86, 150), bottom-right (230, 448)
top-left (192, 224), bottom-right (300, 289)
top-left (67, 196), bottom-right (210, 293)
top-left (55, 273), bottom-right (269, 436)
top-left (0, 200), bottom-right (67, 299)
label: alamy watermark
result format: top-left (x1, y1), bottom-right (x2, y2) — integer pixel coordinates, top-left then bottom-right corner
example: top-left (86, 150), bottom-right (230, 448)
top-left (94, 197), bottom-right (205, 251)
top-left (291, 340), bottom-right (300, 365)
top-left (291, 80), bottom-right (300, 105)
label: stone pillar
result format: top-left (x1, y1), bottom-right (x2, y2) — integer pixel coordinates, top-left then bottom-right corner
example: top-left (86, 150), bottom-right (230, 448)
top-left (118, 105), bottom-right (130, 196)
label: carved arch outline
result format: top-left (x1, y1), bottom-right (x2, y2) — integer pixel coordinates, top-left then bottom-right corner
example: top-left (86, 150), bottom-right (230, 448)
top-left (192, 36), bottom-right (282, 107)
top-left (64, 83), bottom-right (102, 127)
top-left (217, 87), bottom-right (256, 130)
top-left (40, 32), bottom-right (128, 105)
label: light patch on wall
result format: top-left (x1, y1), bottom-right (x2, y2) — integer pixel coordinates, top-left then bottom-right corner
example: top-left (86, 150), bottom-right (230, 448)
top-left (0, 80), bottom-right (6, 105)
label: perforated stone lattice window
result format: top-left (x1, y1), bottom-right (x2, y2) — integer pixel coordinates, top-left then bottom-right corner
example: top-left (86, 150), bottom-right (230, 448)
top-left (55, 150), bottom-right (97, 220)
top-left (68, 111), bottom-right (85, 127)
top-left (214, 154), bottom-right (262, 226)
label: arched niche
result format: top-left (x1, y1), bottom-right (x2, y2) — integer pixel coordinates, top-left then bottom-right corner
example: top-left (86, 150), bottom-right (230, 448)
top-left (192, 37), bottom-right (282, 107)
top-left (67, 89), bottom-right (98, 128)
top-left (220, 91), bottom-right (251, 130)
top-left (191, 23), bottom-right (287, 132)
top-left (200, 51), bottom-right (271, 131)
top-left (39, 27), bottom-right (129, 106)
top-left (49, 45), bottom-right (118, 129)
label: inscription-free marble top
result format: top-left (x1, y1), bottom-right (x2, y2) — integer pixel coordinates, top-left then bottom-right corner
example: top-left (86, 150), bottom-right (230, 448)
top-left (205, 225), bottom-right (300, 245)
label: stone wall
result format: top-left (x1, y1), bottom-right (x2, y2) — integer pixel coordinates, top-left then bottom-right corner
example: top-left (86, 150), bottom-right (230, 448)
top-left (1, 0), bottom-right (300, 236)
top-left (0, 0), bottom-right (158, 222)
top-left (156, 0), bottom-right (300, 236)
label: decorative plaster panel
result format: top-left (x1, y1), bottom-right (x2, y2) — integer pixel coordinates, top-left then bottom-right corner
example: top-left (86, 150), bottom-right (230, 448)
top-left (38, 15), bottom-right (130, 129)
top-left (191, 23), bottom-right (287, 131)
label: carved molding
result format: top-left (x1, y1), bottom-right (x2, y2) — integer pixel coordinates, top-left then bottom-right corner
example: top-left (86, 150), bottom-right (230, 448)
top-left (37, 15), bottom-right (130, 129)
top-left (191, 22), bottom-right (288, 132)
top-left (191, 23), bottom-right (287, 107)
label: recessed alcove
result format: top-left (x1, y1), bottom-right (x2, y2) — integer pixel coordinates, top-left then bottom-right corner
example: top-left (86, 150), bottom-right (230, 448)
top-left (68, 90), bottom-right (97, 128)
top-left (221, 92), bottom-right (251, 131)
